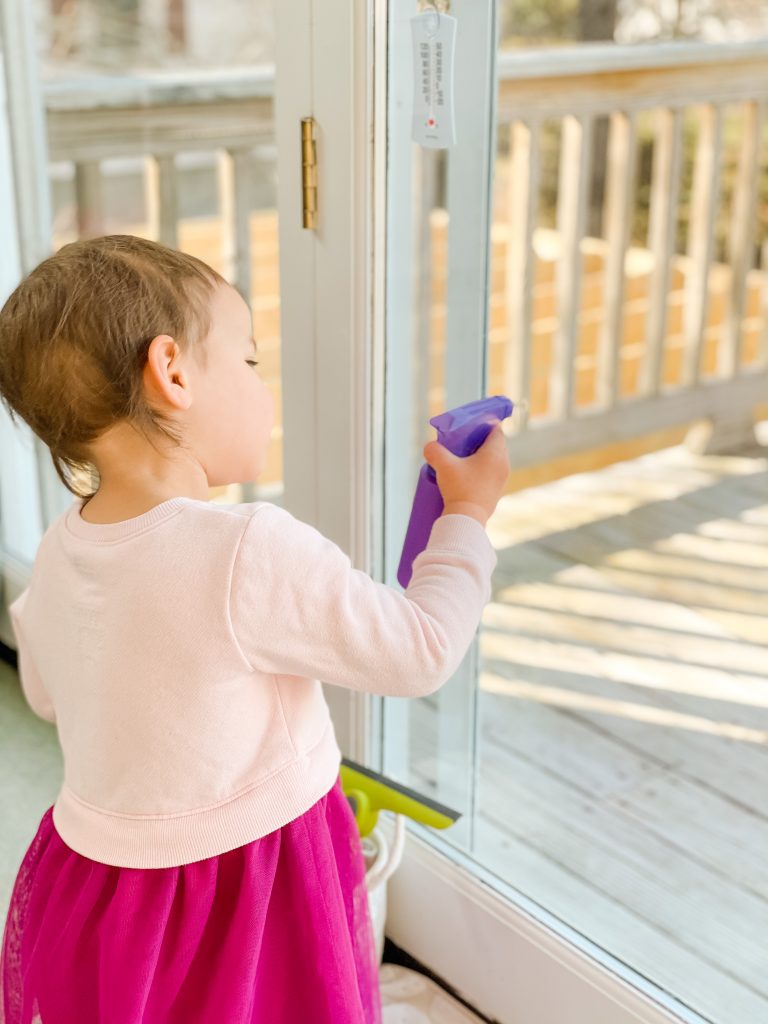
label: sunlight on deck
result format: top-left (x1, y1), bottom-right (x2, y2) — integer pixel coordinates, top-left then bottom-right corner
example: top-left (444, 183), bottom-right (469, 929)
top-left (480, 675), bottom-right (768, 745)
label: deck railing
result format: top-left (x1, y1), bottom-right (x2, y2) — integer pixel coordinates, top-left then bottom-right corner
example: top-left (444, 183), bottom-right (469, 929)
top-left (42, 41), bottom-right (768, 478)
top-left (44, 67), bottom-right (275, 301)
top-left (492, 40), bottom-right (768, 464)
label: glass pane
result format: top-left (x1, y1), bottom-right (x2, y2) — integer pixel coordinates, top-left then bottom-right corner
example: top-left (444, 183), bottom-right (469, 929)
top-left (33, 0), bottom-right (283, 509)
top-left (382, 2), bottom-right (768, 1023)
top-left (382, 0), bottom-right (499, 852)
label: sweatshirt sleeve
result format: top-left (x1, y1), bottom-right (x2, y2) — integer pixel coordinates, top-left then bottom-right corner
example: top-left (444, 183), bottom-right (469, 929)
top-left (8, 588), bottom-right (56, 724)
top-left (228, 505), bottom-right (497, 698)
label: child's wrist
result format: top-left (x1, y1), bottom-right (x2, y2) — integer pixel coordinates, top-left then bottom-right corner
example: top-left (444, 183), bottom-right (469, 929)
top-left (440, 502), bottom-right (489, 526)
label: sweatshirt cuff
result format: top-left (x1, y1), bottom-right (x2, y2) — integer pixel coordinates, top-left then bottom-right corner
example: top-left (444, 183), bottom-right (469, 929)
top-left (424, 513), bottom-right (498, 574)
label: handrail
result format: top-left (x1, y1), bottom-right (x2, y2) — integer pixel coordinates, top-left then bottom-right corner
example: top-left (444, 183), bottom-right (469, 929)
top-left (496, 38), bottom-right (768, 80)
top-left (42, 65), bottom-right (275, 110)
top-left (40, 39), bottom-right (768, 112)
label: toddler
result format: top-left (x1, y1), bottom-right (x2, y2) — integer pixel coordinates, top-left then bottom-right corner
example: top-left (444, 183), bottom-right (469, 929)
top-left (0, 235), bottom-right (509, 1023)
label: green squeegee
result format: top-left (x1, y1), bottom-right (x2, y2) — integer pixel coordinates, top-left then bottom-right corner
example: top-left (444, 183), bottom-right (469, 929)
top-left (340, 757), bottom-right (462, 838)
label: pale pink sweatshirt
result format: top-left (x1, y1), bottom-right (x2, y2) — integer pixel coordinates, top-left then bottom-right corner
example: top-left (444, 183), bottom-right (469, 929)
top-left (10, 496), bottom-right (497, 868)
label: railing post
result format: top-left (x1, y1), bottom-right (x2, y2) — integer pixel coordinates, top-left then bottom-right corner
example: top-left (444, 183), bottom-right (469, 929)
top-left (598, 109), bottom-right (637, 408)
top-left (145, 154), bottom-right (178, 249)
top-left (74, 160), bottom-right (104, 239)
top-left (683, 103), bottom-right (723, 386)
top-left (553, 113), bottom-right (593, 419)
top-left (642, 107), bottom-right (683, 397)
top-left (218, 146), bottom-right (253, 303)
top-left (723, 100), bottom-right (765, 378)
top-left (505, 117), bottom-right (539, 424)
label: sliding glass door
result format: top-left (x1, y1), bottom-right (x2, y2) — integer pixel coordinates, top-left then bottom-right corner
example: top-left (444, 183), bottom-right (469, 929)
top-left (375, 4), bottom-right (766, 1024)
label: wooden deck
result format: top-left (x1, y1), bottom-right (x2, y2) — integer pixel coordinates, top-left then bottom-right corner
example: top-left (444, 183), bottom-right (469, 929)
top-left (409, 438), bottom-right (768, 1024)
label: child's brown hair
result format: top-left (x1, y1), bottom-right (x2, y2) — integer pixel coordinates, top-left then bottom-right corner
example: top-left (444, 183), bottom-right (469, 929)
top-left (0, 234), bottom-right (227, 499)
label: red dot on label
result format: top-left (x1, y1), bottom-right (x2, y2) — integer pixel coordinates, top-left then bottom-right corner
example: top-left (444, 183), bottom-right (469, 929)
top-left (428, 119), bottom-right (435, 125)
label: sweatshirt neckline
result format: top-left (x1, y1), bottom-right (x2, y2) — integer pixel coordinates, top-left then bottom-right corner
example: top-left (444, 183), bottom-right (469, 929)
top-left (65, 496), bottom-right (194, 541)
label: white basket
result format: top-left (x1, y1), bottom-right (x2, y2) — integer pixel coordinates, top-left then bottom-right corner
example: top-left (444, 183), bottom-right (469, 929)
top-left (361, 815), bottom-right (406, 964)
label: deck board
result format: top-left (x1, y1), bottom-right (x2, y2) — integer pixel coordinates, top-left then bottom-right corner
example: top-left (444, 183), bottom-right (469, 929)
top-left (471, 812), bottom-right (768, 1024)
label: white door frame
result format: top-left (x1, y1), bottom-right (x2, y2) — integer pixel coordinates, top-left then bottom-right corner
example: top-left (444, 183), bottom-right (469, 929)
top-left (0, 55), bottom-right (22, 309)
top-left (0, 0), bottom-right (71, 547)
top-left (383, 818), bottom-right (698, 1023)
top-left (273, 0), bottom-right (385, 762)
top-left (0, 29), bottom-right (47, 647)
top-left (0, 0), bottom-right (52, 275)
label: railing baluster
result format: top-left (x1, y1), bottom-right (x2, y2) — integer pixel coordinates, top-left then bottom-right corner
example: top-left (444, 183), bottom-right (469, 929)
top-left (74, 160), bottom-right (104, 239)
top-left (505, 118), bottom-right (539, 423)
top-left (145, 154), bottom-right (178, 249)
top-left (684, 103), bottom-right (723, 385)
top-left (761, 240), bottom-right (768, 369)
top-left (553, 114), bottom-right (593, 419)
top-left (218, 147), bottom-right (253, 303)
top-left (599, 110), bottom-right (637, 408)
top-left (723, 100), bottom-right (765, 378)
top-left (643, 107), bottom-right (683, 397)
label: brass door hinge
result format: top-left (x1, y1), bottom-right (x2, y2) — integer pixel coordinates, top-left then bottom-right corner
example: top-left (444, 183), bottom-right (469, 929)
top-left (301, 117), bottom-right (317, 230)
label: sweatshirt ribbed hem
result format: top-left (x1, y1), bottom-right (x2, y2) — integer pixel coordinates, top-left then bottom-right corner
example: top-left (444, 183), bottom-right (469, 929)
top-left (51, 720), bottom-right (343, 869)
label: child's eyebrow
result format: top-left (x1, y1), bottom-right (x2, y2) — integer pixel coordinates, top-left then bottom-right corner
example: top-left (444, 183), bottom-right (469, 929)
top-left (249, 337), bottom-right (258, 353)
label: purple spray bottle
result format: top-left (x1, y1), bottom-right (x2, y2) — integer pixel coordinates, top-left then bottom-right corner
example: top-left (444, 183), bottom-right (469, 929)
top-left (397, 395), bottom-right (514, 589)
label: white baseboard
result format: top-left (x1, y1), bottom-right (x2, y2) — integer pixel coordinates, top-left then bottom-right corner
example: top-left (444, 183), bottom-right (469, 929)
top-left (382, 817), bottom-right (696, 1024)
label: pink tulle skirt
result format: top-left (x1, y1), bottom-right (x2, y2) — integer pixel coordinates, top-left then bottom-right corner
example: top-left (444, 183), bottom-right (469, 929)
top-left (1, 773), bottom-right (382, 1024)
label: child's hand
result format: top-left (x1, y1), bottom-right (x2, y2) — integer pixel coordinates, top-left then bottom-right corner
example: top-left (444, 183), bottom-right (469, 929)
top-left (423, 421), bottom-right (511, 526)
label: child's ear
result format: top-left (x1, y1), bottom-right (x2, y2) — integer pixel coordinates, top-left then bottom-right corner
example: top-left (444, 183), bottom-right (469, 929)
top-left (142, 334), bottom-right (193, 411)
